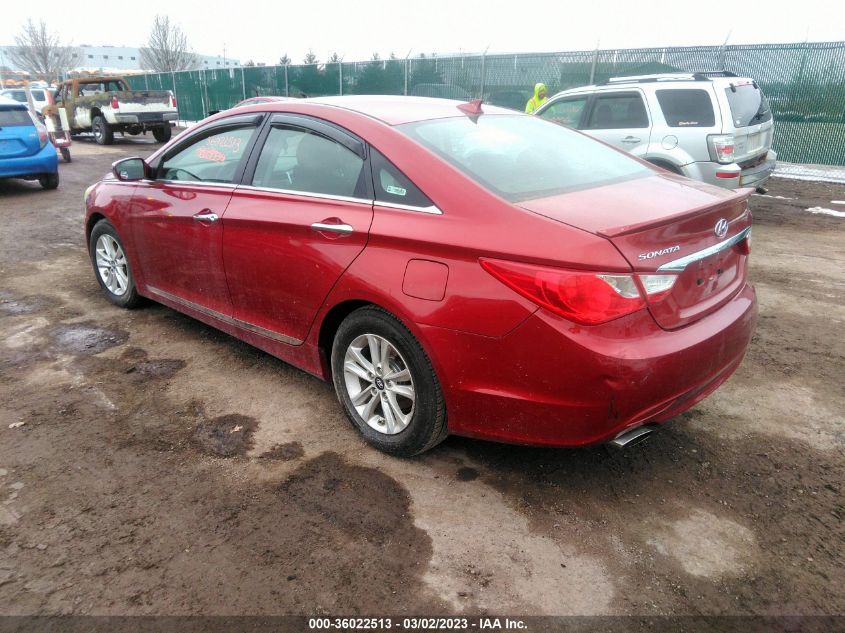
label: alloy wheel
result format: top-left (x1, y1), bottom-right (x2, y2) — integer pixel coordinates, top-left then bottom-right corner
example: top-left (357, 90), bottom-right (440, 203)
top-left (343, 334), bottom-right (415, 435)
top-left (95, 234), bottom-right (129, 296)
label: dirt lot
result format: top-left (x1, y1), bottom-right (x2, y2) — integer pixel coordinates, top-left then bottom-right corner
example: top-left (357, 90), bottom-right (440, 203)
top-left (0, 136), bottom-right (843, 619)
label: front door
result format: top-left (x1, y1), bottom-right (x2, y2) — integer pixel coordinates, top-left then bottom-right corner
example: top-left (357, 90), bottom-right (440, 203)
top-left (582, 90), bottom-right (651, 157)
top-left (222, 115), bottom-right (374, 344)
top-left (130, 117), bottom-right (262, 315)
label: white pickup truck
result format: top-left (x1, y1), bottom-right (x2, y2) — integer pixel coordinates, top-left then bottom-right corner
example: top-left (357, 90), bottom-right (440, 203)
top-left (49, 76), bottom-right (178, 145)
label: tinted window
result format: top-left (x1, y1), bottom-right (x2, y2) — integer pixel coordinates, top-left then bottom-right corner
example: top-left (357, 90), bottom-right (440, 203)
top-left (252, 126), bottom-right (366, 198)
top-left (0, 108), bottom-right (33, 127)
top-left (655, 89), bottom-right (715, 127)
top-left (370, 149), bottom-right (433, 208)
top-left (3, 91), bottom-right (27, 103)
top-left (399, 115), bottom-right (651, 202)
top-left (586, 92), bottom-right (649, 129)
top-left (31, 90), bottom-right (46, 100)
top-left (160, 126), bottom-right (256, 183)
top-left (538, 97), bottom-right (588, 128)
top-left (724, 83), bottom-right (771, 127)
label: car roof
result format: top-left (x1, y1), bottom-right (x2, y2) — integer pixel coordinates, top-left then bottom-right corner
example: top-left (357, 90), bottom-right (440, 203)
top-left (550, 73), bottom-right (755, 99)
top-left (305, 95), bottom-right (518, 125)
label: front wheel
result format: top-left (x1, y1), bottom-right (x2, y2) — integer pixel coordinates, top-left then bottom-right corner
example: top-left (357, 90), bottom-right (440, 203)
top-left (152, 125), bottom-right (172, 143)
top-left (331, 306), bottom-right (447, 456)
top-left (88, 220), bottom-right (142, 308)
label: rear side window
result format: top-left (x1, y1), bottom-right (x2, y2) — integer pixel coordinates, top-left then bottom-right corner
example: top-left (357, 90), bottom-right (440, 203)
top-left (724, 83), bottom-right (772, 127)
top-left (586, 92), bottom-right (649, 129)
top-left (538, 97), bottom-right (588, 128)
top-left (0, 108), bottom-right (34, 127)
top-left (655, 89), bottom-right (715, 127)
top-left (370, 148), bottom-right (433, 208)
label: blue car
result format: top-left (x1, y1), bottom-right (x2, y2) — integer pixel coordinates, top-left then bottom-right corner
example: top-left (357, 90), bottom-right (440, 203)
top-left (0, 96), bottom-right (59, 190)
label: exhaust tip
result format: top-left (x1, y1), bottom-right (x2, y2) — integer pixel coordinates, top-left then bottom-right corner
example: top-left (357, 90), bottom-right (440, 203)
top-left (609, 425), bottom-right (654, 449)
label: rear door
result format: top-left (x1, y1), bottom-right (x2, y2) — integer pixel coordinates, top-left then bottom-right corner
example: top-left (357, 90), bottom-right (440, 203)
top-left (0, 105), bottom-right (39, 158)
top-left (582, 90), bottom-right (652, 156)
top-left (222, 114), bottom-right (374, 344)
top-left (129, 114), bottom-right (264, 315)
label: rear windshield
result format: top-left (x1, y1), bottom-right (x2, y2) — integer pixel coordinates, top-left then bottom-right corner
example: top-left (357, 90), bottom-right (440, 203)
top-left (0, 108), bottom-right (33, 127)
top-left (399, 115), bottom-right (651, 201)
top-left (655, 89), bottom-right (716, 127)
top-left (724, 83), bottom-right (771, 127)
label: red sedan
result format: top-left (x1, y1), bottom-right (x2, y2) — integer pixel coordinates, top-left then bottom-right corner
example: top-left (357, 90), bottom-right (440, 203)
top-left (85, 96), bottom-right (757, 456)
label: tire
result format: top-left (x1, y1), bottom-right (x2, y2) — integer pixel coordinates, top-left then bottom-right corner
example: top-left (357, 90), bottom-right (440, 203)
top-left (331, 306), bottom-right (447, 456)
top-left (648, 159), bottom-right (682, 175)
top-left (38, 172), bottom-right (59, 190)
top-left (152, 125), bottom-right (172, 143)
top-left (92, 115), bottom-right (114, 145)
top-left (88, 220), bottom-right (142, 309)
top-left (60, 147), bottom-right (71, 163)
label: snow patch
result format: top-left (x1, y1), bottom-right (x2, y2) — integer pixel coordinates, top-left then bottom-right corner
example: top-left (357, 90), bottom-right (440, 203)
top-left (753, 194), bottom-right (793, 200)
top-left (805, 207), bottom-right (845, 218)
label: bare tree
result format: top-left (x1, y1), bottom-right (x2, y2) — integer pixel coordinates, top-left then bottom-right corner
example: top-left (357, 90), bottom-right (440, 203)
top-left (278, 54), bottom-right (291, 66)
top-left (303, 50), bottom-right (318, 65)
top-left (139, 15), bottom-right (198, 72)
top-left (7, 19), bottom-right (75, 82)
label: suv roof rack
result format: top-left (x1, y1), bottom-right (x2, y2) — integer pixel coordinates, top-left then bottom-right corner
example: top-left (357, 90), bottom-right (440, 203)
top-left (598, 70), bottom-right (738, 85)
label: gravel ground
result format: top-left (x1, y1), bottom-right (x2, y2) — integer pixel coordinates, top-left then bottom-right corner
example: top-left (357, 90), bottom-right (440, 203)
top-left (0, 135), bottom-right (842, 618)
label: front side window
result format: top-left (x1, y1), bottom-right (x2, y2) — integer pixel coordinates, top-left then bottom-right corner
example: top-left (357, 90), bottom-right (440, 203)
top-left (586, 92), bottom-right (649, 129)
top-left (538, 97), bottom-right (588, 128)
top-left (400, 114), bottom-right (651, 202)
top-left (160, 126), bottom-right (256, 183)
top-left (656, 89), bottom-right (716, 127)
top-left (252, 126), bottom-right (366, 198)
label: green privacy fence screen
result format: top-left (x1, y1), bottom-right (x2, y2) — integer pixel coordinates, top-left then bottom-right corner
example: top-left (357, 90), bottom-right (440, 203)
top-left (127, 41), bottom-right (845, 166)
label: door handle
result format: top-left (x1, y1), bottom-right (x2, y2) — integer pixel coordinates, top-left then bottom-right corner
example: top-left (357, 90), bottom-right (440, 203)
top-left (311, 222), bottom-right (353, 235)
top-left (621, 136), bottom-right (641, 144)
top-left (193, 210), bottom-right (219, 223)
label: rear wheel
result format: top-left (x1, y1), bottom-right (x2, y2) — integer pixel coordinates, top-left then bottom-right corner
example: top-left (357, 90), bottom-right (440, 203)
top-left (88, 220), bottom-right (141, 309)
top-left (331, 306), bottom-right (447, 456)
top-left (92, 116), bottom-right (114, 145)
top-left (38, 172), bottom-right (59, 190)
top-left (152, 125), bottom-right (172, 143)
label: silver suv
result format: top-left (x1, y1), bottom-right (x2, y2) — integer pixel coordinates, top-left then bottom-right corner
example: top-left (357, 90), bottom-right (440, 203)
top-left (535, 72), bottom-right (776, 191)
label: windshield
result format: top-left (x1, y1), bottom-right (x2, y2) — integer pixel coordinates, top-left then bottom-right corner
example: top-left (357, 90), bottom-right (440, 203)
top-left (724, 83), bottom-right (771, 127)
top-left (0, 108), bottom-right (34, 127)
top-left (399, 115), bottom-right (651, 201)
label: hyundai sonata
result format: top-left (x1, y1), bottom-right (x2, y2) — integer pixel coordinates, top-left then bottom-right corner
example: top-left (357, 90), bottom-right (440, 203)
top-left (84, 96), bottom-right (756, 456)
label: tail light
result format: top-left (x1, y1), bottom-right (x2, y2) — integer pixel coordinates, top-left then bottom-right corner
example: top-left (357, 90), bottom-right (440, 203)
top-left (480, 259), bottom-right (678, 325)
top-left (170, 94), bottom-right (177, 108)
top-left (111, 96), bottom-right (119, 109)
top-left (708, 134), bottom-right (735, 164)
top-left (36, 123), bottom-right (49, 148)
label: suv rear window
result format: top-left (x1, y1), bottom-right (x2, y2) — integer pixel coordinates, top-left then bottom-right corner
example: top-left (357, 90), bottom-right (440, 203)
top-left (0, 108), bottom-right (33, 127)
top-left (724, 83), bottom-right (771, 128)
top-left (655, 89), bottom-right (715, 127)
top-left (399, 114), bottom-right (651, 202)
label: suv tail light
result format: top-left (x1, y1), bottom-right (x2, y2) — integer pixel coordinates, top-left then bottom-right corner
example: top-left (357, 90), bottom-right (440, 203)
top-left (170, 93), bottom-right (177, 108)
top-left (111, 96), bottom-right (119, 109)
top-left (480, 259), bottom-right (678, 325)
top-left (708, 134), bottom-right (735, 164)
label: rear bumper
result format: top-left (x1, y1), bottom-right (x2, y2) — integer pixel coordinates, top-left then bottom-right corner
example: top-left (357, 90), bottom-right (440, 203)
top-left (0, 142), bottom-right (58, 179)
top-left (422, 282), bottom-right (757, 447)
top-left (684, 150), bottom-right (777, 189)
top-left (113, 112), bottom-right (177, 124)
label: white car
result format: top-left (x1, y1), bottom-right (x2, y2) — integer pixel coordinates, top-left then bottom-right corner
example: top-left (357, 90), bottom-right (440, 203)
top-left (534, 72), bottom-right (776, 191)
top-left (0, 87), bottom-right (53, 115)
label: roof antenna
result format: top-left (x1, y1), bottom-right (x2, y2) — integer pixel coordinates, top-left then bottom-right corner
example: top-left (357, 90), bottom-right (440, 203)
top-left (457, 98), bottom-right (483, 120)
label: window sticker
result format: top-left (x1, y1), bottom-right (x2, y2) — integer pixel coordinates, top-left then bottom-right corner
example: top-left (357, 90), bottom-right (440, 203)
top-left (385, 184), bottom-right (407, 196)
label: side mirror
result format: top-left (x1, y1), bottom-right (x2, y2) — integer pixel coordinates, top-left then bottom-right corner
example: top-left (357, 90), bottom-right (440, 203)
top-left (112, 157), bottom-right (147, 181)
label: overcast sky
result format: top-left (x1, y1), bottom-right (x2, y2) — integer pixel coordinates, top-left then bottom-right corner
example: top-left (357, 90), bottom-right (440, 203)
top-left (1, 0), bottom-right (843, 64)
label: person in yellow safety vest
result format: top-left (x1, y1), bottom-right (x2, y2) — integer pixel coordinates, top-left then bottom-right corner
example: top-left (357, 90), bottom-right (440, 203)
top-left (525, 83), bottom-right (548, 114)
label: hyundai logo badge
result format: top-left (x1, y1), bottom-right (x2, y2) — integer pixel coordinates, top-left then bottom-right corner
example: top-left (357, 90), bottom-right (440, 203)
top-left (714, 218), bottom-right (729, 238)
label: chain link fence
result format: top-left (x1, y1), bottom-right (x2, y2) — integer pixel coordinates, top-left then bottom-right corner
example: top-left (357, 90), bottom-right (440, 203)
top-left (127, 41), bottom-right (845, 168)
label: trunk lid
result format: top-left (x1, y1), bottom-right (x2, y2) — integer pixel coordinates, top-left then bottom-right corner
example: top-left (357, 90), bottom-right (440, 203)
top-left (518, 173), bottom-right (753, 329)
top-left (0, 104), bottom-right (40, 158)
